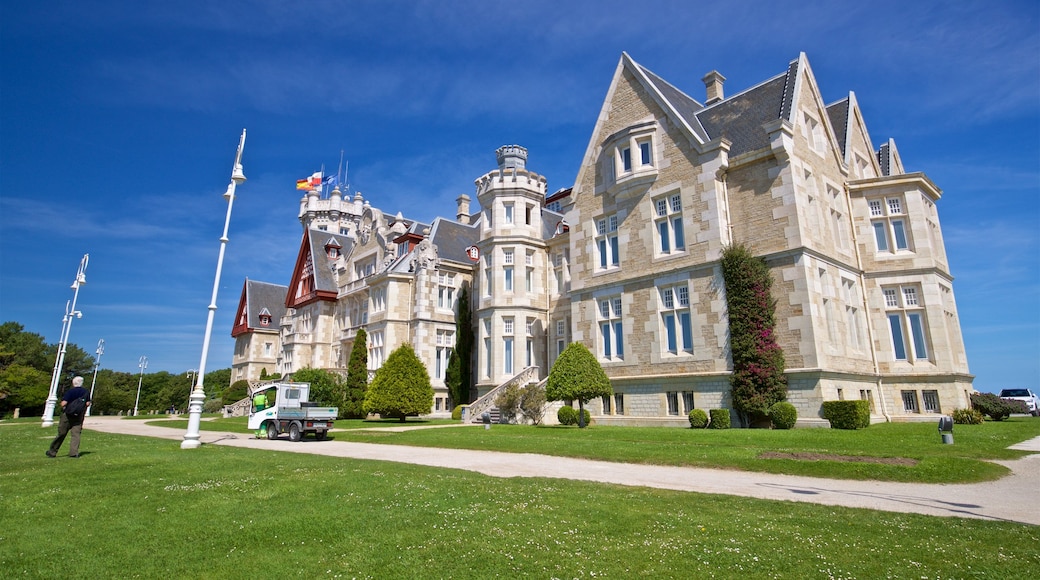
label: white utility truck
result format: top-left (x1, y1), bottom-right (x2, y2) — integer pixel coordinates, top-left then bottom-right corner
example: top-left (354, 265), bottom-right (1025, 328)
top-left (247, 382), bottom-right (337, 441)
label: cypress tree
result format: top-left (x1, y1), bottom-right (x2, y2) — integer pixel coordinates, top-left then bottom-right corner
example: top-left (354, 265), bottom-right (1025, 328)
top-left (343, 328), bottom-right (369, 419)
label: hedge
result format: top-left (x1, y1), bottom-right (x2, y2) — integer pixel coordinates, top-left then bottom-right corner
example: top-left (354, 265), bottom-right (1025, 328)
top-left (822, 400), bottom-right (870, 429)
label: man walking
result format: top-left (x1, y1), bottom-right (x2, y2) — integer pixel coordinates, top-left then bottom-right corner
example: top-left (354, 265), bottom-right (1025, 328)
top-left (46, 376), bottom-right (91, 458)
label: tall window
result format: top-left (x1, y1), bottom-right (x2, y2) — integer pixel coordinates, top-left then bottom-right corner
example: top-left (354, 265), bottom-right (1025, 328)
top-left (599, 296), bottom-right (624, 360)
top-left (483, 255), bottom-right (492, 297)
top-left (504, 203), bottom-right (514, 225)
top-left (614, 393), bottom-right (625, 415)
top-left (803, 112), bottom-right (826, 153)
top-left (869, 197), bottom-right (910, 253)
top-left (526, 251), bottom-right (534, 293)
top-left (435, 329), bottom-right (454, 380)
top-left (503, 317), bottom-right (514, 375)
top-left (482, 319), bottom-right (492, 378)
top-left (885, 285), bottom-right (929, 362)
top-left (660, 285), bottom-right (693, 354)
top-left (437, 273), bottom-right (455, 309)
top-left (526, 318), bottom-right (534, 368)
top-left (666, 391), bottom-right (679, 415)
top-left (654, 194), bottom-right (685, 255)
top-left (368, 331), bottom-right (384, 370)
top-left (503, 249), bottom-right (514, 292)
top-left (596, 215), bottom-right (620, 270)
top-left (553, 250), bottom-right (568, 294)
top-left (682, 392), bottom-right (695, 414)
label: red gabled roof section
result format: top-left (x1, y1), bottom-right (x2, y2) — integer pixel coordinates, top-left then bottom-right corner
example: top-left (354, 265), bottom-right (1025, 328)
top-left (393, 231), bottom-right (423, 255)
top-left (286, 229), bottom-right (338, 308)
top-left (231, 280), bottom-right (250, 337)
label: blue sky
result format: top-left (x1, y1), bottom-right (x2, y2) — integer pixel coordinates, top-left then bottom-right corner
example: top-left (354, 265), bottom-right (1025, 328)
top-left (1, 1), bottom-right (1037, 393)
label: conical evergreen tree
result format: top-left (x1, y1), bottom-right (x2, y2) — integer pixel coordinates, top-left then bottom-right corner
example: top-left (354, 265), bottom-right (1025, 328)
top-left (343, 328), bottom-right (369, 419)
top-left (363, 343), bottom-right (433, 421)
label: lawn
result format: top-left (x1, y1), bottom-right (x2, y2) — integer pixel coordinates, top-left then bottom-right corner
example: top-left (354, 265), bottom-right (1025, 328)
top-left (2, 422), bottom-right (1037, 578)
top-left (325, 417), bottom-right (1040, 483)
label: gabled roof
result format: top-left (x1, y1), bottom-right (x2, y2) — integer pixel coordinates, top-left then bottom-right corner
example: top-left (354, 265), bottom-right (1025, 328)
top-left (542, 207), bottom-right (567, 239)
top-left (231, 279), bottom-right (287, 337)
top-left (878, 138), bottom-right (905, 176)
top-left (285, 227), bottom-right (342, 308)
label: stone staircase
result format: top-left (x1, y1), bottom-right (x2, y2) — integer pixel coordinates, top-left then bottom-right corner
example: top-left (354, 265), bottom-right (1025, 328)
top-left (465, 366), bottom-right (540, 424)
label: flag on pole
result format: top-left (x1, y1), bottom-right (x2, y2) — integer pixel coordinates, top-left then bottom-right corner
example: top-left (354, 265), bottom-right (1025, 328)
top-left (324, 175), bottom-right (337, 188)
top-left (296, 172), bottom-right (324, 191)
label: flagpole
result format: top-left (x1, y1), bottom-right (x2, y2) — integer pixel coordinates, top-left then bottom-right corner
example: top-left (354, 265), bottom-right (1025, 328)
top-left (182, 129), bottom-right (246, 450)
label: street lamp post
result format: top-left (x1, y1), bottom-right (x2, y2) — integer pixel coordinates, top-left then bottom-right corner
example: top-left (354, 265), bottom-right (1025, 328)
top-left (183, 129), bottom-right (246, 449)
top-left (42, 254), bottom-right (88, 428)
top-left (133, 355), bottom-right (148, 416)
top-left (86, 338), bottom-right (105, 417)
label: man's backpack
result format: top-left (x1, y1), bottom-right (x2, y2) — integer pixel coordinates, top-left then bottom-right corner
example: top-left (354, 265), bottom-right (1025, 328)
top-left (66, 397), bottom-right (87, 421)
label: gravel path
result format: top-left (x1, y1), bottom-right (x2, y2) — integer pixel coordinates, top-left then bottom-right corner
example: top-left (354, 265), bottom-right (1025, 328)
top-left (82, 416), bottom-right (1040, 526)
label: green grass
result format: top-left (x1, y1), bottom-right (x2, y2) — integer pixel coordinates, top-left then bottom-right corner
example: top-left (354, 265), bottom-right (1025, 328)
top-left (2, 423), bottom-right (1037, 578)
top-left (327, 418), bottom-right (1040, 483)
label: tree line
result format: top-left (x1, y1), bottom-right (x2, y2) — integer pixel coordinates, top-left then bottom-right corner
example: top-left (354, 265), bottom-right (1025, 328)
top-left (0, 321), bottom-right (230, 417)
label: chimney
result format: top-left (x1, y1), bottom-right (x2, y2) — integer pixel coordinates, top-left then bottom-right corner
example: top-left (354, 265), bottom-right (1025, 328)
top-left (456, 194), bottom-right (471, 224)
top-left (702, 70), bottom-right (726, 105)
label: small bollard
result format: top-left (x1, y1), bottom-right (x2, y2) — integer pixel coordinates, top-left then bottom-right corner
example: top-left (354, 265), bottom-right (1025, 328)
top-left (938, 415), bottom-right (954, 444)
top-left (482, 412), bottom-right (491, 430)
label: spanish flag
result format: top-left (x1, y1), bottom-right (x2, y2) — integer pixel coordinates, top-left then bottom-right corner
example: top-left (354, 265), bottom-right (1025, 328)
top-left (296, 172), bottom-right (323, 191)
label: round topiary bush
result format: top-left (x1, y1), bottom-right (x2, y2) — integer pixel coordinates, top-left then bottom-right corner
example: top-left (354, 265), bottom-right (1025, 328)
top-left (708, 409), bottom-right (731, 429)
top-left (557, 405), bottom-right (578, 425)
top-left (451, 405), bottom-right (465, 421)
top-left (688, 408), bottom-right (709, 428)
top-left (768, 401), bottom-right (798, 429)
top-left (952, 407), bottom-right (984, 425)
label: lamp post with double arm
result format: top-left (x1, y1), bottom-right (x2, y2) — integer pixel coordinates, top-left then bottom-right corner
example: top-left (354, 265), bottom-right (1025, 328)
top-left (86, 339), bottom-right (104, 417)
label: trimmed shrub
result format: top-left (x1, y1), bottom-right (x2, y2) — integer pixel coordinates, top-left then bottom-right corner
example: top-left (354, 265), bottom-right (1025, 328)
top-left (557, 405), bottom-right (577, 425)
top-left (822, 400), bottom-right (870, 429)
top-left (969, 392), bottom-right (1021, 421)
top-left (451, 405), bottom-right (465, 421)
top-left (688, 408), bottom-right (709, 429)
top-left (708, 409), bottom-right (731, 429)
top-left (768, 401), bottom-right (798, 429)
top-left (952, 407), bottom-right (984, 425)
top-left (518, 384), bottom-right (547, 425)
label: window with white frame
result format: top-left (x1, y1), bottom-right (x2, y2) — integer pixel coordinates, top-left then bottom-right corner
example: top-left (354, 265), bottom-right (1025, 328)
top-left (869, 197), bottom-right (911, 253)
top-left (482, 319), bottom-right (492, 378)
top-left (503, 248), bottom-right (514, 292)
top-left (372, 287), bottom-right (387, 313)
top-left (598, 296), bottom-right (624, 360)
top-left (437, 273), bottom-right (456, 309)
top-left (884, 285), bottom-right (929, 362)
top-left (612, 129), bottom-right (655, 180)
top-left (556, 319), bottom-right (566, 337)
top-left (504, 202), bottom-right (514, 225)
top-left (653, 193), bottom-right (685, 256)
top-left (595, 215), bottom-right (620, 270)
top-left (483, 255), bottom-right (492, 297)
top-left (264, 342), bottom-right (272, 356)
top-left (553, 250), bottom-right (568, 294)
top-left (503, 317), bottom-right (514, 375)
top-left (659, 284), bottom-right (693, 354)
top-left (435, 329), bottom-right (454, 380)
top-left (526, 318), bottom-right (535, 368)
top-left (368, 331), bottom-right (384, 370)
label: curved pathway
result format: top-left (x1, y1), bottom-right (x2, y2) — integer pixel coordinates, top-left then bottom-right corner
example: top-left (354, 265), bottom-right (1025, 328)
top-left (82, 416), bottom-right (1040, 526)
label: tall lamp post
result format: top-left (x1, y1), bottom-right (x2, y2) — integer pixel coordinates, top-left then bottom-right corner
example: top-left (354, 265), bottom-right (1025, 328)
top-left (42, 254), bottom-right (89, 428)
top-left (133, 355), bottom-right (148, 416)
top-left (185, 369), bottom-right (198, 413)
top-left (183, 129), bottom-right (246, 449)
top-left (86, 338), bottom-right (105, 417)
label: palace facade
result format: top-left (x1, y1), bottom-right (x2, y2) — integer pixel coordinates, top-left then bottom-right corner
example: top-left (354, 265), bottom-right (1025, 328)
top-left (231, 52), bottom-right (972, 425)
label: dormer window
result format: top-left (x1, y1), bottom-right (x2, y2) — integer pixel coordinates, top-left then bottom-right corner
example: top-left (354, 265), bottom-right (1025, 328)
top-left (258, 308), bottom-right (272, 327)
top-left (324, 238), bottom-right (342, 259)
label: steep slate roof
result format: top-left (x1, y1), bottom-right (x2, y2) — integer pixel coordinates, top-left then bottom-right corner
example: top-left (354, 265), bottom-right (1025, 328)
top-left (542, 207), bottom-right (566, 239)
top-left (306, 228), bottom-right (348, 293)
top-left (430, 217), bottom-right (479, 264)
top-left (244, 280), bottom-right (287, 328)
top-left (695, 72), bottom-right (789, 157)
top-left (635, 64), bottom-right (709, 142)
top-left (826, 96), bottom-right (851, 158)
